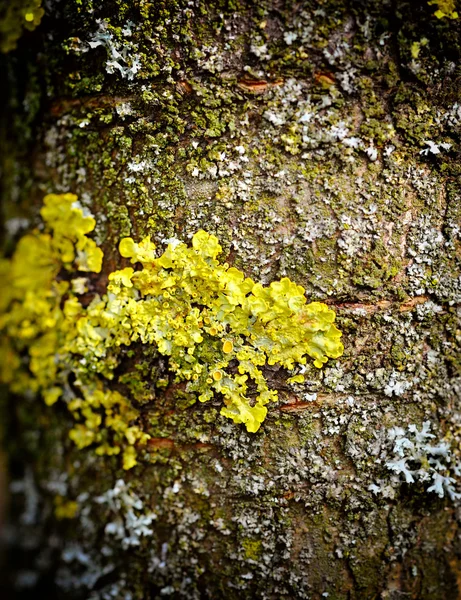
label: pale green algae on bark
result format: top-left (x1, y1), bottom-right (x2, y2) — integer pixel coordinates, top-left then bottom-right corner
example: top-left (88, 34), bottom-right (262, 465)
top-left (0, 193), bottom-right (343, 468)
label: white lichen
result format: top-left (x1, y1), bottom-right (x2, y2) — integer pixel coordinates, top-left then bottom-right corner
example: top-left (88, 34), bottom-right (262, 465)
top-left (95, 480), bottom-right (157, 548)
top-left (371, 421), bottom-right (461, 501)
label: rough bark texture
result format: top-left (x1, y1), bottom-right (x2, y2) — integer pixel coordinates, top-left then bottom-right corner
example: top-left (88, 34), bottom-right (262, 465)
top-left (1, 1), bottom-right (461, 598)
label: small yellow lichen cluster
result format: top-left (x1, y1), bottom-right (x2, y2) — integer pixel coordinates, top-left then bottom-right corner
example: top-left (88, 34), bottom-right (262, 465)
top-left (428, 0), bottom-right (458, 19)
top-left (0, 0), bottom-right (44, 53)
top-left (0, 194), bottom-right (343, 467)
top-left (54, 496), bottom-right (79, 520)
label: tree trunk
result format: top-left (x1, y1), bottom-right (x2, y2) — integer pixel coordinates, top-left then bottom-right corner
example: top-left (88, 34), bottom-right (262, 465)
top-left (1, 1), bottom-right (461, 598)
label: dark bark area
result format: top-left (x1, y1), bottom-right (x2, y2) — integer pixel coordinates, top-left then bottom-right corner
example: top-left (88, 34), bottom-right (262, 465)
top-left (1, 1), bottom-right (461, 599)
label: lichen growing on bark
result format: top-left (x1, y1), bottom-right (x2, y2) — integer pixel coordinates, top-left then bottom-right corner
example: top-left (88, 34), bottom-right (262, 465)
top-left (0, 0), bottom-right (44, 53)
top-left (2, 0), bottom-right (461, 597)
top-left (0, 192), bottom-right (343, 468)
top-left (428, 0), bottom-right (459, 19)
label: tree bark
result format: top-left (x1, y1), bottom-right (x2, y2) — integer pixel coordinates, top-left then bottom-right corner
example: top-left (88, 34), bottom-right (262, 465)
top-left (1, 1), bottom-right (461, 599)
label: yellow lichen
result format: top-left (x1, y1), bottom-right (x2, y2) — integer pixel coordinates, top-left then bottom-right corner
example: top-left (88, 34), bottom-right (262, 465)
top-left (0, 0), bottom-right (44, 53)
top-left (0, 194), bottom-right (147, 469)
top-left (0, 194), bottom-right (344, 467)
top-left (54, 496), bottom-right (79, 520)
top-left (428, 0), bottom-right (458, 18)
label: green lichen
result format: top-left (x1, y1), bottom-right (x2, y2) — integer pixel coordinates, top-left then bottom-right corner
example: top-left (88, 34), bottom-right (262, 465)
top-left (0, 193), bottom-right (343, 467)
top-left (242, 538), bottom-right (263, 561)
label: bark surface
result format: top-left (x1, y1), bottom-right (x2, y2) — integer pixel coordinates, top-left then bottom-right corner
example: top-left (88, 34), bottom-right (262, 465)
top-left (1, 1), bottom-right (461, 599)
